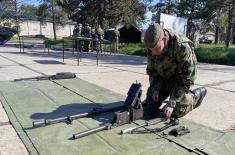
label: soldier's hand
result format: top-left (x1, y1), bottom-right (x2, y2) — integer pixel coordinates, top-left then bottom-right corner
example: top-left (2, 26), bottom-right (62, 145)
top-left (163, 106), bottom-right (174, 119)
top-left (152, 91), bottom-right (159, 102)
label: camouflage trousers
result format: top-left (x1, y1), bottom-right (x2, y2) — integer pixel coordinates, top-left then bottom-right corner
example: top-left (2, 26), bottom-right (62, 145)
top-left (146, 79), bottom-right (197, 118)
top-left (83, 41), bottom-right (90, 52)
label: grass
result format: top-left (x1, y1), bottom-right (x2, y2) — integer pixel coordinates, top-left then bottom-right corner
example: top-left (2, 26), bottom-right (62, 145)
top-left (119, 43), bottom-right (235, 66)
top-left (195, 44), bottom-right (235, 66)
top-left (44, 39), bottom-right (73, 46)
top-left (10, 36), bottom-right (45, 42)
top-left (119, 43), bottom-right (146, 56)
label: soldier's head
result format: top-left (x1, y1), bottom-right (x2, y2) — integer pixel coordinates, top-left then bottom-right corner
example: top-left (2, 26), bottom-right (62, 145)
top-left (144, 23), bottom-right (167, 56)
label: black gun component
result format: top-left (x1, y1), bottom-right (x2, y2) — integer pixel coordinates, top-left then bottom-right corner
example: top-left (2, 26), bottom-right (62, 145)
top-left (121, 117), bottom-right (165, 134)
top-left (169, 126), bottom-right (190, 137)
top-left (33, 83), bottom-right (142, 128)
top-left (155, 118), bottom-right (179, 132)
top-left (14, 72), bottom-right (76, 82)
top-left (129, 118), bottom-right (179, 134)
top-left (72, 83), bottom-right (143, 139)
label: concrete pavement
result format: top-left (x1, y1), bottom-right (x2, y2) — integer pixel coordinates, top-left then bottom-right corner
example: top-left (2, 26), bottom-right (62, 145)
top-left (0, 46), bottom-right (234, 154)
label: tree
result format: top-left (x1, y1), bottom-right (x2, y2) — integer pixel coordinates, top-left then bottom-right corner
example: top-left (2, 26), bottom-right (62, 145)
top-left (224, 0), bottom-right (235, 47)
top-left (0, 0), bottom-right (17, 23)
top-left (43, 0), bottom-right (68, 40)
top-left (175, 0), bottom-right (206, 40)
top-left (20, 4), bottom-right (38, 20)
top-left (58, 0), bottom-right (147, 29)
top-left (150, 0), bottom-right (176, 24)
top-left (36, 4), bottom-right (48, 35)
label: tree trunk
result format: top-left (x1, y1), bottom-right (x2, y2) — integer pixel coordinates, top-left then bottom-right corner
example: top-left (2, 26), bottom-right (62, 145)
top-left (225, 3), bottom-right (234, 48)
top-left (232, 24), bottom-right (235, 44)
top-left (39, 21), bottom-right (42, 35)
top-left (156, 9), bottom-right (161, 24)
top-left (52, 2), bottom-right (57, 40)
top-left (186, 18), bottom-right (192, 40)
top-left (215, 26), bottom-right (219, 44)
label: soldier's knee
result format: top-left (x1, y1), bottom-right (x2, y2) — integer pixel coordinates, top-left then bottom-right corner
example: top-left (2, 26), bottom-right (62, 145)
top-left (172, 103), bottom-right (194, 118)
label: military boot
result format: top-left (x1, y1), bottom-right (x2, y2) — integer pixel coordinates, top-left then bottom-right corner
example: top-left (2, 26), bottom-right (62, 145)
top-left (192, 87), bottom-right (207, 109)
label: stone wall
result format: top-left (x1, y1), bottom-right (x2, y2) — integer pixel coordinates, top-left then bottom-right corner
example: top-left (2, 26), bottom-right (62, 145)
top-left (19, 20), bottom-right (75, 38)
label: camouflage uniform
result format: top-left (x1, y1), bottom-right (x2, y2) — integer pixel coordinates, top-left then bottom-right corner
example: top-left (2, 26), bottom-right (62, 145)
top-left (73, 24), bottom-right (82, 37)
top-left (97, 26), bottom-right (104, 52)
top-left (113, 28), bottom-right (120, 53)
top-left (81, 24), bottom-right (91, 52)
top-left (73, 24), bottom-right (82, 51)
top-left (146, 28), bottom-right (197, 118)
top-left (91, 28), bottom-right (98, 51)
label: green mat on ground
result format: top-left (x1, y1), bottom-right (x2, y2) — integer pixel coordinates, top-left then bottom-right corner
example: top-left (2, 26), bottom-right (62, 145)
top-left (0, 78), bottom-right (234, 155)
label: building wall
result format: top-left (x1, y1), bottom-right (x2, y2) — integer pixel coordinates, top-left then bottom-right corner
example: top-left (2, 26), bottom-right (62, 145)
top-left (19, 20), bottom-right (75, 38)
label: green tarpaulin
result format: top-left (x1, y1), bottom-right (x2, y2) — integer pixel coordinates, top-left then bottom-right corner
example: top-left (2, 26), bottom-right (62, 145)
top-left (0, 78), bottom-right (234, 155)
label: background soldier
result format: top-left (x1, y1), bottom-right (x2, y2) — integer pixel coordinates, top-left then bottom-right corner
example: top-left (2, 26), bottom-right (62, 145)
top-left (73, 23), bottom-right (82, 51)
top-left (96, 25), bottom-right (104, 53)
top-left (113, 27), bottom-right (120, 53)
top-left (81, 23), bottom-right (91, 52)
top-left (144, 23), bottom-right (207, 119)
top-left (91, 27), bottom-right (98, 51)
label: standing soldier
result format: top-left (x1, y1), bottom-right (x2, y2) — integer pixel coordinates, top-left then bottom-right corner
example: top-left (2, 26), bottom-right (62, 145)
top-left (91, 27), bottom-right (98, 51)
top-left (113, 27), bottom-right (120, 53)
top-left (73, 23), bottom-right (82, 51)
top-left (96, 25), bottom-right (104, 53)
top-left (144, 23), bottom-right (207, 119)
top-left (81, 23), bottom-right (91, 52)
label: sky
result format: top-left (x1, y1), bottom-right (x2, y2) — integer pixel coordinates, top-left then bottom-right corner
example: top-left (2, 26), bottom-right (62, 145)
top-left (23, 0), bottom-right (41, 6)
top-left (142, 0), bottom-right (159, 29)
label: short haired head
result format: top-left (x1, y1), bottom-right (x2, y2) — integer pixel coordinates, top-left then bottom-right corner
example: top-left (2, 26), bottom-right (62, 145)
top-left (144, 23), bottom-right (163, 49)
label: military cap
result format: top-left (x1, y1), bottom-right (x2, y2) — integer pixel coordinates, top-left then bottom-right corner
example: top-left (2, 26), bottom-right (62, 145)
top-left (144, 23), bottom-right (163, 48)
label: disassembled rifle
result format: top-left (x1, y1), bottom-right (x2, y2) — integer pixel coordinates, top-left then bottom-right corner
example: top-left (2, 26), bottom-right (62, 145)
top-left (32, 82), bottom-right (143, 129)
top-left (14, 72), bottom-right (76, 82)
top-left (72, 82), bottom-right (143, 139)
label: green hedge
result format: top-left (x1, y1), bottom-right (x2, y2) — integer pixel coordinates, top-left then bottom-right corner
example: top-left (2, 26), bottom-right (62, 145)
top-left (119, 43), bottom-right (235, 66)
top-left (195, 44), bottom-right (235, 66)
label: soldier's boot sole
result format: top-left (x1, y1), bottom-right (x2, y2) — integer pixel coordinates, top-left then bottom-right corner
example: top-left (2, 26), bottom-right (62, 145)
top-left (192, 87), bottom-right (207, 109)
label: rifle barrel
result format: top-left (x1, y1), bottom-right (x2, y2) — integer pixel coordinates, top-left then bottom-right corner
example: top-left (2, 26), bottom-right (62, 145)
top-left (73, 123), bottom-right (112, 139)
top-left (32, 105), bottom-right (124, 128)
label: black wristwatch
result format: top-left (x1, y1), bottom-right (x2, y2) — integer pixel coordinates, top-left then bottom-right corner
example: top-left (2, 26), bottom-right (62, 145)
top-left (168, 100), bottom-right (176, 108)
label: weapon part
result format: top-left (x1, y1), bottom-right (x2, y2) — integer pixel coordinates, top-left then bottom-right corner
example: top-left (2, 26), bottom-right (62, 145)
top-left (72, 83), bottom-right (143, 139)
top-left (169, 126), bottom-right (190, 137)
top-left (32, 83), bottom-right (142, 128)
top-left (155, 118), bottom-right (179, 132)
top-left (14, 72), bottom-right (76, 82)
top-left (121, 117), bottom-right (165, 134)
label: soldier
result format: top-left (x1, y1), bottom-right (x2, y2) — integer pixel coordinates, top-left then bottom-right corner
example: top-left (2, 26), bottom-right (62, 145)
top-left (113, 27), bottom-right (120, 53)
top-left (91, 27), bottom-right (98, 51)
top-left (73, 24), bottom-right (82, 37)
top-left (96, 25), bottom-right (104, 53)
top-left (144, 23), bottom-right (207, 119)
top-left (73, 24), bottom-right (82, 51)
top-left (81, 23), bottom-right (91, 52)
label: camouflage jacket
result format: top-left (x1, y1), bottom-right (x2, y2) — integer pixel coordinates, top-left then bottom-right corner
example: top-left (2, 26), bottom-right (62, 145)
top-left (73, 26), bottom-right (82, 37)
top-left (113, 29), bottom-right (120, 40)
top-left (81, 26), bottom-right (91, 37)
top-left (146, 29), bottom-right (197, 102)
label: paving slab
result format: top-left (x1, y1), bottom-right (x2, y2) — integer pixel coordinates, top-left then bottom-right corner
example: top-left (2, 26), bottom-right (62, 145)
top-left (0, 125), bottom-right (29, 155)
